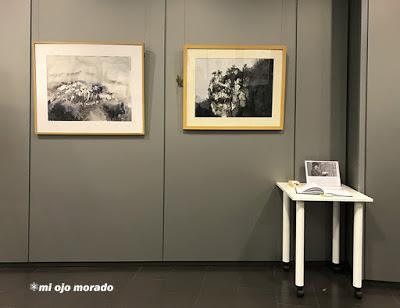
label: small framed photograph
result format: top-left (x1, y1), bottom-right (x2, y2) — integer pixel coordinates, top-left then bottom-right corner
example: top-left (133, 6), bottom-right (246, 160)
top-left (305, 160), bottom-right (341, 187)
top-left (183, 45), bottom-right (286, 130)
top-left (33, 42), bottom-right (144, 135)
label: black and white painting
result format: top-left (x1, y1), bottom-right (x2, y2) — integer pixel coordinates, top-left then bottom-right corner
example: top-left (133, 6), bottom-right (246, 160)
top-left (47, 56), bottom-right (132, 122)
top-left (184, 46), bottom-right (286, 130)
top-left (34, 43), bottom-right (144, 135)
top-left (195, 58), bottom-right (274, 118)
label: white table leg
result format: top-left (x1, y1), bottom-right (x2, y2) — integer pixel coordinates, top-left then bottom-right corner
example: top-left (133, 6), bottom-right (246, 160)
top-left (353, 202), bottom-right (364, 298)
top-left (332, 202), bottom-right (340, 268)
top-left (295, 201), bottom-right (305, 297)
top-left (282, 192), bottom-right (290, 270)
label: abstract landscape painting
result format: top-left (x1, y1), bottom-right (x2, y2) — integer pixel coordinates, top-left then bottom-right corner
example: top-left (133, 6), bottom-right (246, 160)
top-left (47, 56), bottom-right (132, 122)
top-left (34, 43), bottom-right (144, 135)
top-left (184, 45), bottom-right (286, 130)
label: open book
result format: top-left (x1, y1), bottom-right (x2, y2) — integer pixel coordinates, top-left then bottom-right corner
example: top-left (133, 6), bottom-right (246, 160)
top-left (295, 183), bottom-right (352, 197)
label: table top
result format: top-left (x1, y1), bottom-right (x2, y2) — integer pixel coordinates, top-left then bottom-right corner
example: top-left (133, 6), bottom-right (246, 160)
top-left (276, 182), bottom-right (373, 203)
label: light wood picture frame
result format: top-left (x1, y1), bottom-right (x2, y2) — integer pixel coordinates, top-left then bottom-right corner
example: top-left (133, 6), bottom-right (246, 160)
top-left (33, 42), bottom-right (144, 135)
top-left (183, 44), bottom-right (286, 130)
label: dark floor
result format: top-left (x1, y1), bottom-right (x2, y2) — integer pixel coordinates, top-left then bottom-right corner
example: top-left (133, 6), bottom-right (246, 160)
top-left (0, 262), bottom-right (399, 308)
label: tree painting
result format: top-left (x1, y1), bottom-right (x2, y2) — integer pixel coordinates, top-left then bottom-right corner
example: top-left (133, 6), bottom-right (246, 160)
top-left (195, 59), bottom-right (274, 118)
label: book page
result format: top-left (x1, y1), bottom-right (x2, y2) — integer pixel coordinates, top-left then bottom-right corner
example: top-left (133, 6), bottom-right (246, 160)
top-left (296, 183), bottom-right (324, 194)
top-left (324, 188), bottom-right (352, 197)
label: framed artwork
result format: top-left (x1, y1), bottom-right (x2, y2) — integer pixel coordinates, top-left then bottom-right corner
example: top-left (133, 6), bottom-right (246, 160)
top-left (33, 42), bottom-right (144, 135)
top-left (183, 45), bottom-right (286, 130)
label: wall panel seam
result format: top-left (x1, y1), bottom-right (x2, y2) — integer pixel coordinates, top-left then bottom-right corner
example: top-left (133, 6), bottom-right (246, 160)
top-left (293, 0), bottom-right (298, 179)
top-left (363, 0), bottom-right (370, 279)
top-left (28, 0), bottom-right (33, 262)
top-left (162, 0), bottom-right (167, 261)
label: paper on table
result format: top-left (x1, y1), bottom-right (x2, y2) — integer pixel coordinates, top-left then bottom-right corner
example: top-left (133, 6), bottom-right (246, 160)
top-left (323, 188), bottom-right (352, 197)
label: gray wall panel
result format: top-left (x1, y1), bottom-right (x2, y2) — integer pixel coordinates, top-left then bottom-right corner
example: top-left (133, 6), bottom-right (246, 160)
top-left (164, 0), bottom-right (297, 261)
top-left (0, 0), bottom-right (30, 262)
top-left (296, 0), bottom-right (348, 260)
top-left (347, 0), bottom-right (367, 192)
top-left (346, 0), bottom-right (368, 269)
top-left (29, 0), bottom-right (165, 261)
top-left (365, 0), bottom-right (400, 281)
top-left (0, 0), bottom-right (351, 263)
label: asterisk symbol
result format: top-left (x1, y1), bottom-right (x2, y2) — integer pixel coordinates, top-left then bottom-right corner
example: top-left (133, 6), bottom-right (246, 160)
top-left (30, 282), bottom-right (38, 291)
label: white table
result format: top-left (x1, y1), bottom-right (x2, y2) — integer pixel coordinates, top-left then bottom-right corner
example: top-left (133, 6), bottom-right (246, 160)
top-left (276, 182), bottom-right (373, 299)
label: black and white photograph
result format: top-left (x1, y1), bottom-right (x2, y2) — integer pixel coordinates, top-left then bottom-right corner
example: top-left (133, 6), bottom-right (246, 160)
top-left (183, 45), bottom-right (286, 130)
top-left (34, 42), bottom-right (144, 135)
top-left (306, 161), bottom-right (338, 177)
top-left (195, 58), bottom-right (274, 118)
top-left (305, 160), bottom-right (341, 187)
top-left (47, 55), bottom-right (132, 122)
